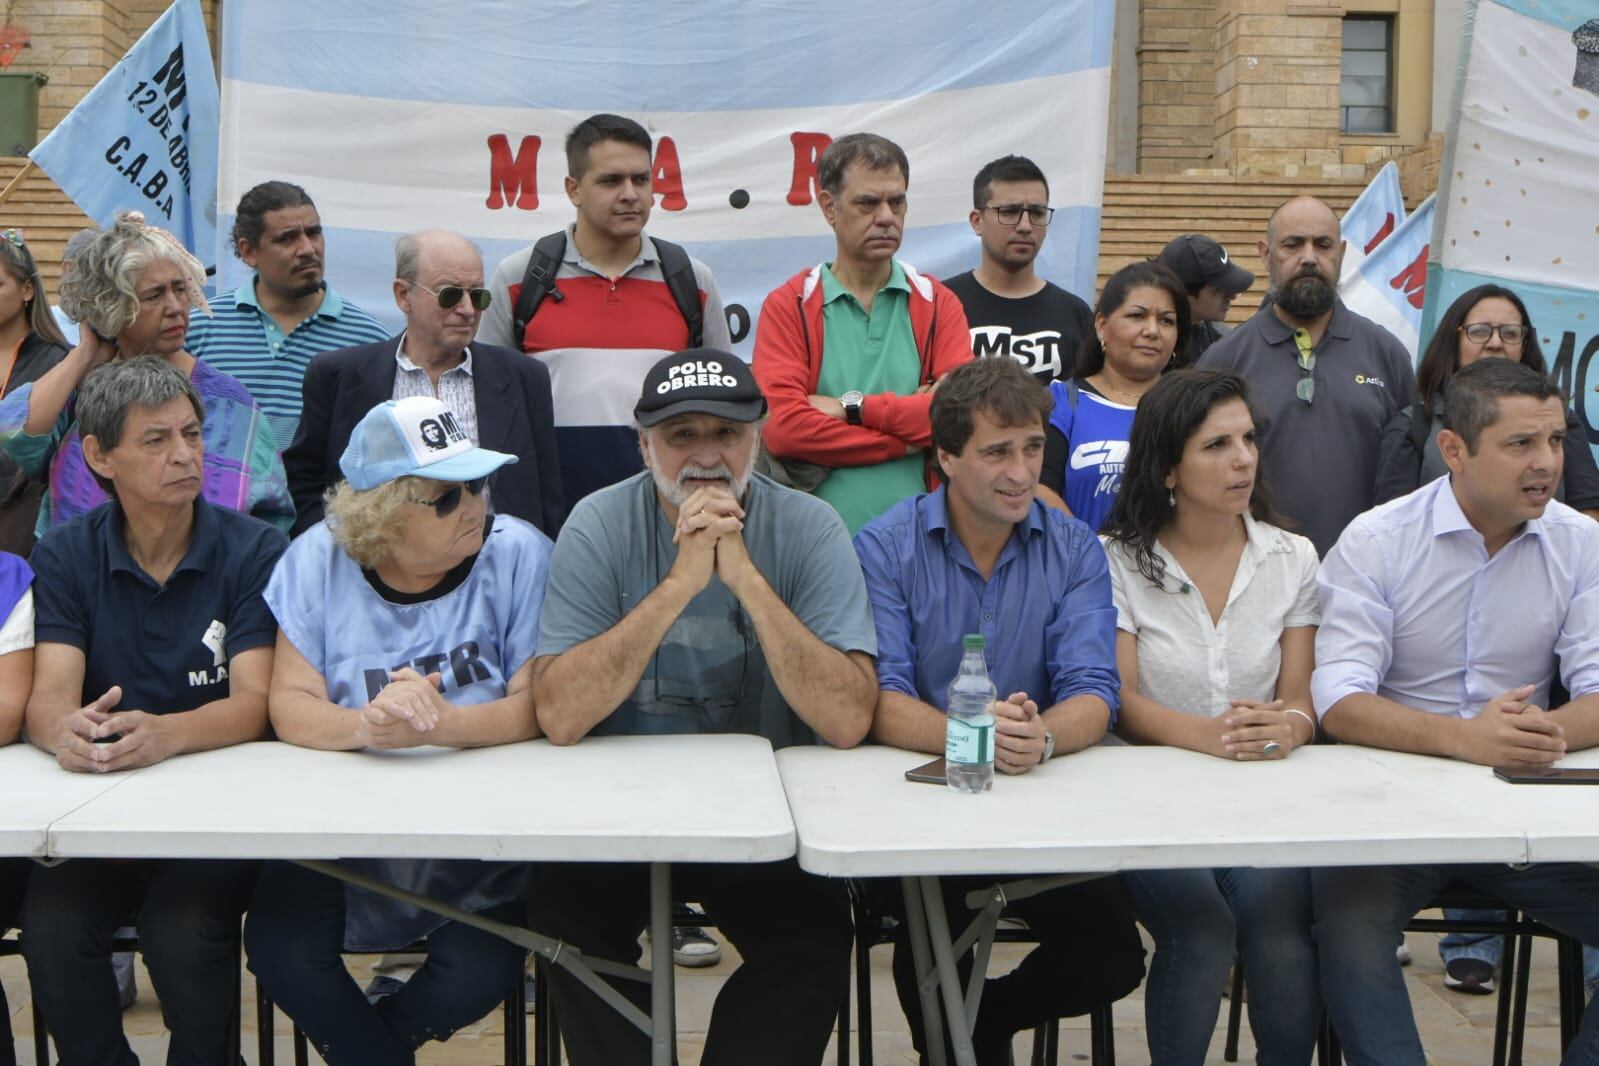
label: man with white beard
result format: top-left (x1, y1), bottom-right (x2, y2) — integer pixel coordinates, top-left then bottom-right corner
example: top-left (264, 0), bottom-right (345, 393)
top-left (525, 348), bottom-right (878, 1065)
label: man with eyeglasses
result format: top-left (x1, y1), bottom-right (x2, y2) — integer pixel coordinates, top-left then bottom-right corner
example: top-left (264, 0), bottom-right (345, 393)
top-left (1198, 195), bottom-right (1415, 555)
top-left (185, 181), bottom-right (390, 448)
top-left (945, 155), bottom-right (1094, 385)
top-left (528, 349), bottom-right (878, 1065)
top-left (285, 229), bottom-right (564, 538)
top-left (753, 132), bottom-right (973, 535)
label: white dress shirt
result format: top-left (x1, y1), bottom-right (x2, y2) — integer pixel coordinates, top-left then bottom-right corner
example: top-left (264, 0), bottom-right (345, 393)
top-left (392, 334), bottom-right (478, 444)
top-left (1312, 475), bottom-right (1599, 720)
top-left (1105, 514), bottom-right (1320, 721)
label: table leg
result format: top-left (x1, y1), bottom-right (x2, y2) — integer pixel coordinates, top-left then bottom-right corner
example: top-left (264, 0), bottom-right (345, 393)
top-left (650, 862), bottom-right (675, 1066)
top-left (920, 876), bottom-right (978, 1066)
top-left (902, 875), bottom-right (948, 1066)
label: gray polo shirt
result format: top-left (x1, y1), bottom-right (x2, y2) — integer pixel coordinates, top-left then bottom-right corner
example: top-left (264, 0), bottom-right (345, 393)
top-left (536, 471), bottom-right (877, 747)
top-left (1199, 300), bottom-right (1415, 555)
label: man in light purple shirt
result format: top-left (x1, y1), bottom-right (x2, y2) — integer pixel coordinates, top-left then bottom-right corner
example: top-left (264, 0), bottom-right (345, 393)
top-left (1310, 358), bottom-right (1599, 1066)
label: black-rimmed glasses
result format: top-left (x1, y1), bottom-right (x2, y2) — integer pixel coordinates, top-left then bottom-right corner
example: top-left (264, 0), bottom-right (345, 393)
top-left (1460, 323), bottom-right (1527, 346)
top-left (986, 204), bottom-right (1055, 227)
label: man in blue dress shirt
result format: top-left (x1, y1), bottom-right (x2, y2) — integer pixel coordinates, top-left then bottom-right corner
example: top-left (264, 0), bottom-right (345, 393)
top-left (1312, 358), bottom-right (1599, 1066)
top-left (854, 357), bottom-right (1145, 1066)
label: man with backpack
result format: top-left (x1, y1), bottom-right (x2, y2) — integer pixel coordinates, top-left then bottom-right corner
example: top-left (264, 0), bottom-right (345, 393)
top-left (479, 113), bottom-right (731, 513)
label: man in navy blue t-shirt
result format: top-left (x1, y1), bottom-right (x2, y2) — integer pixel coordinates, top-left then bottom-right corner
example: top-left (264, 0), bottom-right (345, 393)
top-left (21, 356), bottom-right (286, 1066)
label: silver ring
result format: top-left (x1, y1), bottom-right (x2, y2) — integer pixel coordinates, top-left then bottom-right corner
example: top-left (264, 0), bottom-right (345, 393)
top-left (1262, 741), bottom-right (1282, 756)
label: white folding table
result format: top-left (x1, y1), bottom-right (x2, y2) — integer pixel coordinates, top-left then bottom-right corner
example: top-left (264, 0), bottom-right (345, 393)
top-left (0, 745), bottom-right (135, 858)
top-left (777, 743), bottom-right (1585, 1066)
top-left (46, 735), bottom-right (796, 1066)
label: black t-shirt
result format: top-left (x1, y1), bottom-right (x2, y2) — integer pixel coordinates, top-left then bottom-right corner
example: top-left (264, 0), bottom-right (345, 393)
top-left (943, 271), bottom-right (1094, 385)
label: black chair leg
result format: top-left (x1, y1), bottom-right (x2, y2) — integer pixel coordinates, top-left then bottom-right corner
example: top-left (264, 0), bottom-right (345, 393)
top-left (293, 1021), bottom-right (309, 1066)
top-left (0, 977), bottom-right (14, 1066)
top-left (30, 1000), bottom-right (46, 1066)
top-left (1558, 933), bottom-right (1585, 1053)
top-left (1492, 932), bottom-right (1517, 1066)
top-left (1224, 965), bottom-right (1245, 1062)
top-left (1090, 1006), bottom-right (1113, 1066)
top-left (837, 962), bottom-right (851, 1066)
top-left (850, 887), bottom-right (875, 1066)
top-left (1508, 930), bottom-right (1534, 1065)
top-left (257, 985), bottom-right (277, 1065)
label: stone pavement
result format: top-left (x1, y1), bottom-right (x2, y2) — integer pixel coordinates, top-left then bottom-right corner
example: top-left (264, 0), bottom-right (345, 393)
top-left (0, 919), bottom-right (1577, 1063)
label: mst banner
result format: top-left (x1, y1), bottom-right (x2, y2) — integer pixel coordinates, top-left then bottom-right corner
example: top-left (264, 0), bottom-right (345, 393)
top-left (1428, 0), bottom-right (1599, 445)
top-left (217, 0), bottom-right (1114, 352)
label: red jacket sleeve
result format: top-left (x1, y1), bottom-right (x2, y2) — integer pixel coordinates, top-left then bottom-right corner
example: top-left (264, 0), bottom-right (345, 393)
top-left (859, 282), bottom-right (975, 447)
top-left (752, 282), bottom-right (910, 466)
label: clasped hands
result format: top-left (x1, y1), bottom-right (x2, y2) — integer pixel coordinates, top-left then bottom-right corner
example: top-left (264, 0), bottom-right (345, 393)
top-left (668, 485), bottom-right (758, 596)
top-left (55, 685), bottom-right (178, 773)
top-left (359, 668), bottom-right (453, 750)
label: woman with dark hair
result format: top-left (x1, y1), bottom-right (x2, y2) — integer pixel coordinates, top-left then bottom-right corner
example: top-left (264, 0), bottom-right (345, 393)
top-left (0, 229), bottom-right (72, 551)
top-left (1100, 368), bottom-right (1322, 1064)
top-left (1039, 261), bottom-right (1190, 531)
top-left (1375, 283), bottom-right (1599, 517)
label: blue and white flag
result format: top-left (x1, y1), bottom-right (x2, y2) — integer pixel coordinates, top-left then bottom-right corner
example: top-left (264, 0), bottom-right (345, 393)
top-left (1337, 161), bottom-right (1405, 286)
top-left (29, 0), bottom-right (219, 270)
top-left (216, 0), bottom-right (1115, 352)
top-left (1426, 0), bottom-right (1599, 452)
top-left (1341, 194), bottom-right (1435, 357)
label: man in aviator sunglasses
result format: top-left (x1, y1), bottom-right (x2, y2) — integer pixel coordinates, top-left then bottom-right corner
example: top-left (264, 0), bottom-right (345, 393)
top-left (285, 230), bottom-right (565, 539)
top-left (528, 349), bottom-right (879, 1065)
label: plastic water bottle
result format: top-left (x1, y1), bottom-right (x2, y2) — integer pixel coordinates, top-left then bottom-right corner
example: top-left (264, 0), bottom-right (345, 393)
top-left (946, 634), bottom-right (996, 793)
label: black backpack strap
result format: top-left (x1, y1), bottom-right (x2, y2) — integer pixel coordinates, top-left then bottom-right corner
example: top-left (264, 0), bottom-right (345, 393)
top-left (510, 231), bottom-right (569, 349)
top-left (652, 237), bottom-right (705, 348)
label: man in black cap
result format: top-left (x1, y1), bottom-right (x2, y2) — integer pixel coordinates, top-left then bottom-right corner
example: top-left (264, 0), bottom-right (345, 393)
top-left (1156, 233), bottom-right (1256, 359)
top-left (527, 349), bottom-right (879, 1065)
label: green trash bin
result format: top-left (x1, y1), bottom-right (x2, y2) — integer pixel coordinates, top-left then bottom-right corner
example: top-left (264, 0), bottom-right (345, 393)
top-left (0, 71), bottom-right (47, 156)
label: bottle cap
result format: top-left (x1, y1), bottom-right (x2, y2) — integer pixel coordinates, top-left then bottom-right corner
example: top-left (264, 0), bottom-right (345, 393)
top-left (963, 634), bottom-right (985, 650)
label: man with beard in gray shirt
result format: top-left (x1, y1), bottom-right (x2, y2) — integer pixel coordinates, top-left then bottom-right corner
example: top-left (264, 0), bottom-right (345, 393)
top-left (1198, 196), bottom-right (1415, 555)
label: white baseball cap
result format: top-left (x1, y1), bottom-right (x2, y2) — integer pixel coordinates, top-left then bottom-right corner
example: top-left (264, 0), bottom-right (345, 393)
top-left (339, 396), bottom-right (517, 491)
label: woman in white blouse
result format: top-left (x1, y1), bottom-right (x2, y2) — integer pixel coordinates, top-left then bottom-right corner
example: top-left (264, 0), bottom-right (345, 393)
top-left (1099, 369), bottom-right (1321, 1065)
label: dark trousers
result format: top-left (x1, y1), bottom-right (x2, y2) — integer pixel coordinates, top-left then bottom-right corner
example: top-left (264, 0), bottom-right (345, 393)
top-left (1, 857), bottom-right (28, 1066)
top-left (244, 860), bottom-right (527, 1066)
top-left (526, 859), bottom-right (852, 1066)
top-left (884, 874), bottom-right (1146, 1066)
top-left (20, 858), bottom-right (255, 1066)
top-left (0, 857), bottom-right (25, 929)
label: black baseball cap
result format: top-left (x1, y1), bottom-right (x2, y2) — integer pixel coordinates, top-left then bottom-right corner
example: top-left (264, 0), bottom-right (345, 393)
top-left (635, 348), bottom-right (768, 427)
top-left (1157, 235), bottom-right (1256, 295)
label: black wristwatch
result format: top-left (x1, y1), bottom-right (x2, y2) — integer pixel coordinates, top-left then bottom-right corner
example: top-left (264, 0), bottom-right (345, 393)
top-left (841, 390), bottom-right (864, 425)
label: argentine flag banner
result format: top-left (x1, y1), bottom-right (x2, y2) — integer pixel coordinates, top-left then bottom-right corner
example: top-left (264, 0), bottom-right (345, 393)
top-left (1342, 194), bottom-right (1435, 358)
top-left (1428, 0), bottom-right (1599, 448)
top-left (217, 0), bottom-right (1115, 352)
top-left (1337, 161), bottom-right (1405, 287)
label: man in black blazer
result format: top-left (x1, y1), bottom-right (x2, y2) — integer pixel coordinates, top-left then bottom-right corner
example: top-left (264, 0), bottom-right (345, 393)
top-left (285, 230), bottom-right (564, 537)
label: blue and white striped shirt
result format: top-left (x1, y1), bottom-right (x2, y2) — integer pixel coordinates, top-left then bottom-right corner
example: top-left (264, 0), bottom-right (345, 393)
top-left (185, 279), bottom-right (390, 449)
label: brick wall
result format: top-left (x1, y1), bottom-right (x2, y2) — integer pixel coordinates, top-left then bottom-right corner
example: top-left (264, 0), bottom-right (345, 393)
top-left (1137, 0), bottom-right (1219, 173)
top-left (14, 0), bottom-right (216, 138)
top-left (1213, 0), bottom-right (1348, 176)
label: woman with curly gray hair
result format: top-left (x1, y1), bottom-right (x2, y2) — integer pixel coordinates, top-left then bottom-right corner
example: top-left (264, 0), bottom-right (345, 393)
top-left (0, 211), bottom-right (292, 534)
